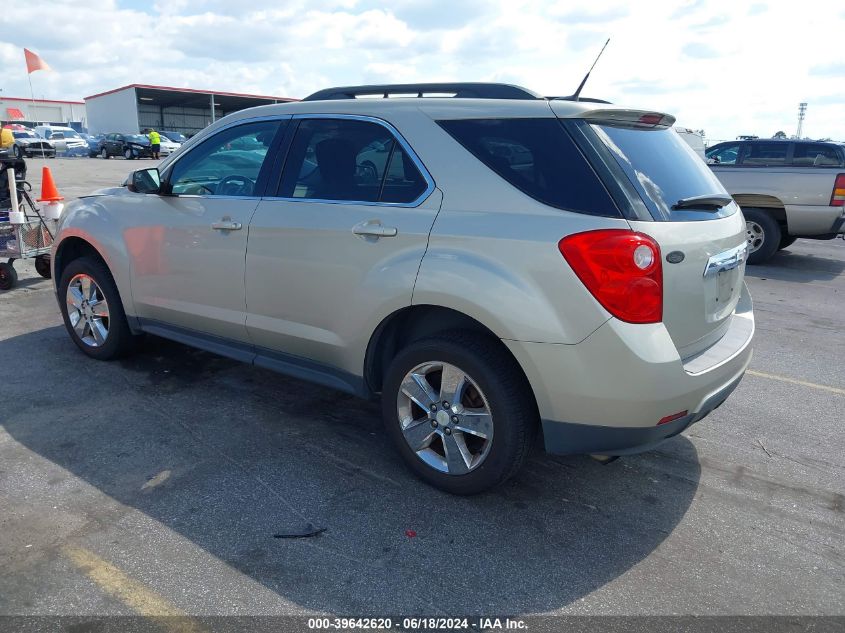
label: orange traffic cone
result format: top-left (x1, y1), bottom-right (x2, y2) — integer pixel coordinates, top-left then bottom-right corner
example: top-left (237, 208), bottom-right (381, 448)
top-left (37, 166), bottom-right (64, 202)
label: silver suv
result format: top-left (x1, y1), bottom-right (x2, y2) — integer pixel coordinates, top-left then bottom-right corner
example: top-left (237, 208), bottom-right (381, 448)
top-left (52, 83), bottom-right (754, 494)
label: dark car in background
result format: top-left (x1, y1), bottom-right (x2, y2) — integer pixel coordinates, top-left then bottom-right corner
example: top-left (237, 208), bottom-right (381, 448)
top-left (99, 133), bottom-right (153, 160)
top-left (83, 134), bottom-right (105, 157)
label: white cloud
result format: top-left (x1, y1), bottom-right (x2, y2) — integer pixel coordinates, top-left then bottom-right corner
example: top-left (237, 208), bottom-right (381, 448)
top-left (0, 0), bottom-right (844, 140)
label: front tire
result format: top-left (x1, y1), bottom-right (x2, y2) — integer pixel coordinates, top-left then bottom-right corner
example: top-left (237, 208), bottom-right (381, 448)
top-left (58, 257), bottom-right (139, 360)
top-left (381, 332), bottom-right (537, 495)
top-left (124, 148), bottom-right (134, 160)
top-left (743, 208), bottom-right (781, 265)
top-left (100, 147), bottom-right (109, 159)
top-left (13, 145), bottom-right (22, 159)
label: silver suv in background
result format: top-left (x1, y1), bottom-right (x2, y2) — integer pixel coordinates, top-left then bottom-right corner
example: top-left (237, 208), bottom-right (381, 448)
top-left (706, 139), bottom-right (845, 263)
top-left (52, 83), bottom-right (753, 494)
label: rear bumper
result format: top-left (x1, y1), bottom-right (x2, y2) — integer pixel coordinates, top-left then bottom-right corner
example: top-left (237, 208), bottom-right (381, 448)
top-left (784, 204), bottom-right (845, 236)
top-left (505, 283), bottom-right (754, 456)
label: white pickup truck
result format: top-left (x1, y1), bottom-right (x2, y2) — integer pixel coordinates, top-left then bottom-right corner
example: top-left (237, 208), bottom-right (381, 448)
top-left (706, 139), bottom-right (845, 264)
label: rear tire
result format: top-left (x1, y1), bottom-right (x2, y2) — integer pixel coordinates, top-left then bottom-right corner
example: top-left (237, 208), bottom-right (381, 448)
top-left (0, 262), bottom-right (17, 290)
top-left (381, 331), bottom-right (537, 495)
top-left (778, 235), bottom-right (797, 251)
top-left (58, 257), bottom-right (139, 360)
top-left (743, 208), bottom-right (781, 265)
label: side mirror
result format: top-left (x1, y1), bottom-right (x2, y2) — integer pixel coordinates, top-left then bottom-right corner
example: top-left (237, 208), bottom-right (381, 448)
top-left (129, 168), bottom-right (162, 194)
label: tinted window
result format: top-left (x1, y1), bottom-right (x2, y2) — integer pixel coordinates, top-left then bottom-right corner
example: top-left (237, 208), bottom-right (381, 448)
top-left (742, 142), bottom-right (788, 166)
top-left (792, 143), bottom-right (843, 167)
top-left (706, 143), bottom-right (740, 165)
top-left (593, 124), bottom-right (732, 220)
top-left (168, 120), bottom-right (281, 197)
top-left (279, 119), bottom-right (427, 204)
top-left (438, 118), bottom-right (618, 216)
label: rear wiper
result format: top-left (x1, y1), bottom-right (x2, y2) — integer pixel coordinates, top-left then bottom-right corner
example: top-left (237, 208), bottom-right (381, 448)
top-left (672, 194), bottom-right (733, 210)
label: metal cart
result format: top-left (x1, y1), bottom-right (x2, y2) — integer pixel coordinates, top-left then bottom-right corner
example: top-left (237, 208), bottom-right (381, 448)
top-left (0, 164), bottom-right (57, 290)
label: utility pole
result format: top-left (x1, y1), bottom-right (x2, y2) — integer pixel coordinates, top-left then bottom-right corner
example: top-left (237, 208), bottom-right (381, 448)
top-left (796, 102), bottom-right (807, 139)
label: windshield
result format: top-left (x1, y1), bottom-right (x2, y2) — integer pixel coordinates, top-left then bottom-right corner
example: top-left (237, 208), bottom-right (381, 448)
top-left (126, 135), bottom-right (149, 143)
top-left (591, 124), bottom-right (735, 221)
top-left (56, 129), bottom-right (80, 138)
top-left (163, 131), bottom-right (186, 142)
top-left (13, 131), bottom-right (38, 139)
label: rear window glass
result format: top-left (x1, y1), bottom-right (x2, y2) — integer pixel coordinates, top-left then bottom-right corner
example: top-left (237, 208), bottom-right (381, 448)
top-left (742, 142), bottom-right (788, 166)
top-left (437, 118), bottom-right (619, 217)
top-left (792, 143), bottom-right (843, 167)
top-left (592, 124), bottom-right (733, 220)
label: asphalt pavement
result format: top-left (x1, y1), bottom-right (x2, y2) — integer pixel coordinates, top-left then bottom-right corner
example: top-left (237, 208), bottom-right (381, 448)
top-left (0, 158), bottom-right (843, 620)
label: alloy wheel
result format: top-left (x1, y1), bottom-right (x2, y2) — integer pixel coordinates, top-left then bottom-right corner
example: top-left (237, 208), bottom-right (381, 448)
top-left (746, 220), bottom-right (765, 254)
top-left (396, 361), bottom-right (494, 475)
top-left (66, 274), bottom-right (110, 347)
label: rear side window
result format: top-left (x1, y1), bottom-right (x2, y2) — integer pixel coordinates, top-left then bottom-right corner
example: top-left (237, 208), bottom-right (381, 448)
top-left (279, 118), bottom-right (428, 204)
top-left (437, 118), bottom-right (619, 217)
top-left (792, 143), bottom-right (843, 167)
top-left (592, 124), bottom-right (734, 220)
top-left (742, 142), bottom-right (788, 166)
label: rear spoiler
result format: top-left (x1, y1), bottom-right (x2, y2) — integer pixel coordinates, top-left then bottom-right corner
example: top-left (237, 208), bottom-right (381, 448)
top-left (577, 109), bottom-right (676, 129)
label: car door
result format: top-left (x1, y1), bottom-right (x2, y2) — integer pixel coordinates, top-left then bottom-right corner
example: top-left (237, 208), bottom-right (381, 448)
top-left (125, 118), bottom-right (286, 345)
top-left (50, 131), bottom-right (67, 152)
top-left (245, 115), bottom-right (441, 378)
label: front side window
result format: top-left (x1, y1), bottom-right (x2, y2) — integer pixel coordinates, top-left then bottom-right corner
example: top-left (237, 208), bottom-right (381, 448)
top-left (279, 118), bottom-right (427, 204)
top-left (438, 118), bottom-right (619, 217)
top-left (706, 143), bottom-right (740, 165)
top-left (167, 120), bottom-right (282, 197)
top-left (792, 143), bottom-right (843, 167)
top-left (741, 142), bottom-right (788, 166)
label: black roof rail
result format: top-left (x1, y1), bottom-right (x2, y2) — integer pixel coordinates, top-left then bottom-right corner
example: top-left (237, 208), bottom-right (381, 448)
top-left (548, 96), bottom-right (612, 104)
top-left (302, 82), bottom-right (542, 102)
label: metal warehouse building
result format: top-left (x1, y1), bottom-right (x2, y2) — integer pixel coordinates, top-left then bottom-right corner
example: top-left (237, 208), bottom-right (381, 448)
top-left (0, 96), bottom-right (86, 128)
top-left (84, 84), bottom-right (296, 136)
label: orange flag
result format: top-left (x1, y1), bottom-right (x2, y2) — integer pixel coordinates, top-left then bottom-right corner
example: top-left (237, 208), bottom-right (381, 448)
top-left (24, 48), bottom-right (51, 74)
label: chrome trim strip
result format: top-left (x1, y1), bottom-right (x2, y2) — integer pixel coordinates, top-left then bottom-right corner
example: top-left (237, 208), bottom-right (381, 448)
top-left (703, 242), bottom-right (747, 278)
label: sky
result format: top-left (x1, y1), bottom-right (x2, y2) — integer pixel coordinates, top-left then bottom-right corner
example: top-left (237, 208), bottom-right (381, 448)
top-left (1, 0), bottom-right (843, 142)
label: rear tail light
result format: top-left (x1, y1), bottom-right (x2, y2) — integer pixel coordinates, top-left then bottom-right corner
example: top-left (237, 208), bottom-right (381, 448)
top-left (558, 229), bottom-right (663, 324)
top-left (831, 173), bottom-right (845, 207)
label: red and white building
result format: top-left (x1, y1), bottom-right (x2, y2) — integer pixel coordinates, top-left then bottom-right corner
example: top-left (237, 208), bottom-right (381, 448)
top-left (0, 96), bottom-right (86, 128)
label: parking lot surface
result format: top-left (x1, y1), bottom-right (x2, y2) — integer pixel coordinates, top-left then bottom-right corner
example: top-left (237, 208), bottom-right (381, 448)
top-left (1, 159), bottom-right (843, 617)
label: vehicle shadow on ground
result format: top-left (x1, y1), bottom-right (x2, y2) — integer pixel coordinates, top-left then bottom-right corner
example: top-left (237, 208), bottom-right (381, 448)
top-left (746, 246), bottom-right (845, 282)
top-left (2, 328), bottom-right (701, 615)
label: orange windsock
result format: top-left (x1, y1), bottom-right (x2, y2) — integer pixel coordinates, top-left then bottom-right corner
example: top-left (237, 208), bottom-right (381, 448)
top-left (37, 166), bottom-right (64, 202)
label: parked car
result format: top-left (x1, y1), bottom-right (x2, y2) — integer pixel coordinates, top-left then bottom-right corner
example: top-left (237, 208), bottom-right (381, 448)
top-left (51, 82), bottom-right (754, 494)
top-left (98, 133), bottom-right (153, 159)
top-left (158, 135), bottom-right (181, 157)
top-left (33, 125), bottom-right (87, 155)
top-left (159, 130), bottom-right (187, 144)
top-left (706, 138), bottom-right (845, 263)
top-left (10, 128), bottom-right (56, 158)
top-left (85, 134), bottom-right (105, 157)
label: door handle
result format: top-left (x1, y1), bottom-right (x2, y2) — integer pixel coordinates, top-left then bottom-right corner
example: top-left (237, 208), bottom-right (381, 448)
top-left (352, 221), bottom-right (398, 238)
top-left (211, 220), bottom-right (242, 231)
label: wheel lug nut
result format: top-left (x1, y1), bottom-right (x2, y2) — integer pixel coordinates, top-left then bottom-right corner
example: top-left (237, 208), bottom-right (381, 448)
top-left (430, 404), bottom-right (437, 411)
top-left (451, 416), bottom-right (459, 423)
top-left (444, 427), bottom-right (452, 435)
top-left (431, 420), bottom-right (438, 428)
top-left (442, 401), bottom-right (449, 408)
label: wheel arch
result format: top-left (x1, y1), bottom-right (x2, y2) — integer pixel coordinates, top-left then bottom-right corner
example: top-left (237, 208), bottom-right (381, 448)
top-left (364, 305), bottom-right (539, 417)
top-left (733, 196), bottom-right (788, 231)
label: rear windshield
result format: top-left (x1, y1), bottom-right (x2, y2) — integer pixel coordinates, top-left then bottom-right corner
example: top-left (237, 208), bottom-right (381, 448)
top-left (591, 124), bottom-right (734, 220)
top-left (437, 118), bottom-right (620, 217)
